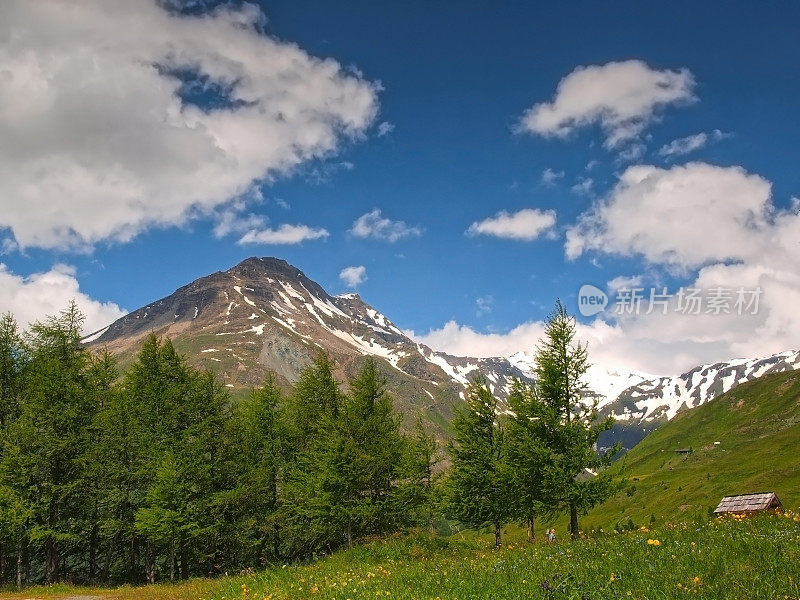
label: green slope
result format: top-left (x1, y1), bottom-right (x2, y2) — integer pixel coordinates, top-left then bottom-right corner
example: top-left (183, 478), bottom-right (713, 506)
top-left (583, 369), bottom-right (800, 530)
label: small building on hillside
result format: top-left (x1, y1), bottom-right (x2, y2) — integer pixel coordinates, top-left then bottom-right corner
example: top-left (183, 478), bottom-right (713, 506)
top-left (674, 448), bottom-right (693, 455)
top-left (713, 492), bottom-right (783, 515)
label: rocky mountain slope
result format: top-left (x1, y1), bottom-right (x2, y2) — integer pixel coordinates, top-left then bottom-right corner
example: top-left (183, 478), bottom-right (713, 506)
top-left (85, 257), bottom-right (530, 435)
top-left (86, 257), bottom-right (800, 447)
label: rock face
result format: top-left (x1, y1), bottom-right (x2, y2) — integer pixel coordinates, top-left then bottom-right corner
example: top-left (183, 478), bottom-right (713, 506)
top-left (87, 257), bottom-right (800, 447)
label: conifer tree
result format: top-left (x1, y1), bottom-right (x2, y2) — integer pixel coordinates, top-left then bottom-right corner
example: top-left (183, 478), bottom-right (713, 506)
top-left (82, 349), bottom-right (121, 582)
top-left (280, 352), bottom-right (344, 557)
top-left (0, 312), bottom-right (26, 584)
top-left (445, 374), bottom-right (510, 548)
top-left (0, 313), bottom-right (24, 428)
top-left (178, 369), bottom-right (230, 577)
top-left (398, 415), bottom-right (440, 531)
top-left (532, 300), bottom-right (622, 539)
top-left (232, 372), bottom-right (284, 566)
top-left (10, 302), bottom-right (93, 582)
top-left (90, 355), bottom-right (145, 583)
top-left (284, 352), bottom-right (340, 450)
top-left (504, 379), bottom-right (550, 541)
top-left (124, 334), bottom-right (195, 582)
top-left (338, 357), bottom-right (404, 543)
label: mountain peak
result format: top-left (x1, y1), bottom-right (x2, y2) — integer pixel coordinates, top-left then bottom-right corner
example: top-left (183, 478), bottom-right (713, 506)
top-left (228, 256), bottom-right (304, 280)
top-left (84, 257), bottom-right (800, 450)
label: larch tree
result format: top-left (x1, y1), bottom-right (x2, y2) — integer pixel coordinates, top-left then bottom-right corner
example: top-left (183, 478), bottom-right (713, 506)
top-left (532, 300), bottom-right (622, 539)
top-left (12, 302), bottom-right (93, 583)
top-left (232, 372), bottom-right (285, 566)
top-left (338, 357), bottom-right (404, 543)
top-left (445, 374), bottom-right (510, 548)
top-left (504, 379), bottom-right (550, 542)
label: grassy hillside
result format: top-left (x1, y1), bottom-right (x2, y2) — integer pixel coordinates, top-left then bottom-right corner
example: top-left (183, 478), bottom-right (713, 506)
top-left (2, 515), bottom-right (798, 599)
top-left (582, 369), bottom-right (800, 530)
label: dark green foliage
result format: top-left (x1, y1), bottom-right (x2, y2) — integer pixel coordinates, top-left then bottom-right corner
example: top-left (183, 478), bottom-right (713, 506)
top-left (504, 379), bottom-right (550, 539)
top-left (4, 303), bottom-right (95, 583)
top-left (281, 356), bottom-right (406, 557)
top-left (445, 374), bottom-right (511, 548)
top-left (396, 415), bottom-right (441, 531)
top-left (0, 300), bottom-right (634, 588)
top-left (228, 372), bottom-right (284, 567)
top-left (528, 300), bottom-right (623, 538)
top-left (0, 312), bottom-right (24, 428)
top-left (0, 309), bottom-right (425, 586)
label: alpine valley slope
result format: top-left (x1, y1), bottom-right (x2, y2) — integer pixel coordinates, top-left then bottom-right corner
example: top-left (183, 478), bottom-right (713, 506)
top-left (581, 368), bottom-right (800, 529)
top-left (86, 257), bottom-right (800, 446)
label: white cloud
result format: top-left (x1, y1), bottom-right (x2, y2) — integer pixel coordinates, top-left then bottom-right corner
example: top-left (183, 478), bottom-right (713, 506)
top-left (339, 265), bottom-right (367, 287)
top-left (616, 142), bottom-right (646, 163)
top-left (476, 296), bottom-right (494, 315)
top-left (0, 264), bottom-right (126, 335)
top-left (377, 121), bottom-right (395, 137)
top-left (213, 210), bottom-right (267, 239)
top-left (467, 208), bottom-right (556, 241)
top-left (417, 162), bottom-right (800, 376)
top-left (410, 318), bottom-right (655, 374)
top-left (570, 178), bottom-right (594, 196)
top-left (563, 161), bottom-right (800, 372)
top-left (237, 224), bottom-right (329, 245)
top-left (350, 209), bottom-right (422, 242)
top-left (659, 129), bottom-right (729, 158)
top-left (607, 275), bottom-right (644, 292)
top-left (0, 1), bottom-right (378, 250)
top-left (565, 162), bottom-right (773, 269)
top-left (518, 60), bottom-right (695, 149)
top-left (541, 168), bottom-right (564, 186)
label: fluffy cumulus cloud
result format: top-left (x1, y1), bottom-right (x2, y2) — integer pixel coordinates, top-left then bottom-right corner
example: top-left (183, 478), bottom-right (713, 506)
top-left (0, 1), bottom-right (378, 250)
top-left (563, 161), bottom-right (800, 371)
top-left (350, 209), bottom-right (422, 242)
top-left (339, 265), bottom-right (367, 288)
top-left (417, 162), bottom-right (800, 376)
top-left (518, 60), bottom-right (695, 149)
top-left (0, 264), bottom-right (126, 334)
top-left (565, 162), bottom-right (773, 269)
top-left (467, 208), bottom-right (556, 241)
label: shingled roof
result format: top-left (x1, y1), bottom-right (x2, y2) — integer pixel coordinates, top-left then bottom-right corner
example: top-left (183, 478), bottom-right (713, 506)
top-left (713, 492), bottom-right (783, 514)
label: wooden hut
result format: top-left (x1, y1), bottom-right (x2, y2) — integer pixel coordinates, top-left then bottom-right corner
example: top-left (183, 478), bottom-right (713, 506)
top-left (713, 492), bottom-right (783, 515)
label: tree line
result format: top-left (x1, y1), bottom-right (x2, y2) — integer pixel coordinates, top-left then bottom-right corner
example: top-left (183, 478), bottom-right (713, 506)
top-left (0, 300), bottom-right (620, 587)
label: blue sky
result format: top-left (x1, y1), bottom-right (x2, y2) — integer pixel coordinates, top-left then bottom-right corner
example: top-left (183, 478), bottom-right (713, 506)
top-left (1, 0), bottom-right (799, 374)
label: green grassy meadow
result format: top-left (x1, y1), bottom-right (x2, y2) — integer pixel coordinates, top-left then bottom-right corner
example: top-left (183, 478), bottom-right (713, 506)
top-left (2, 514), bottom-right (799, 600)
